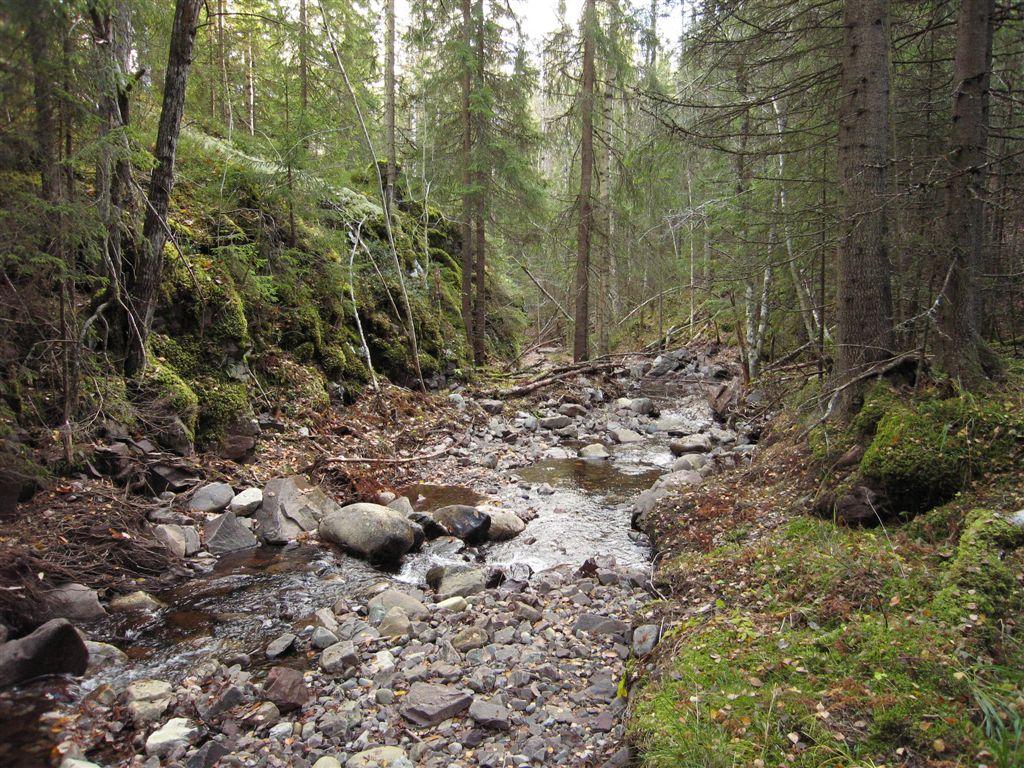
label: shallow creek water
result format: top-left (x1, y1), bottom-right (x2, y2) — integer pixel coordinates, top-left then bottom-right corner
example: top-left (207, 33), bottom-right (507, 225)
top-left (1, 391), bottom-right (704, 767)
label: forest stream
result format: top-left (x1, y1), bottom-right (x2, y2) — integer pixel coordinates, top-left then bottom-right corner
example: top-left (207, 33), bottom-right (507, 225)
top-left (0, 358), bottom-right (748, 768)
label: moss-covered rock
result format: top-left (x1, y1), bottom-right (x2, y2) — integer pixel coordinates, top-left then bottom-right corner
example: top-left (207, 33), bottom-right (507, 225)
top-left (191, 378), bottom-right (252, 447)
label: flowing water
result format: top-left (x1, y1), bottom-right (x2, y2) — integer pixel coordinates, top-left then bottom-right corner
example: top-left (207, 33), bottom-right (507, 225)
top-left (0, 390), bottom-right (708, 767)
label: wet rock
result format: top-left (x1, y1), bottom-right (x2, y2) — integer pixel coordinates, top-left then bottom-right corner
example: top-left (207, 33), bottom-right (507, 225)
top-left (204, 511), bottom-right (258, 555)
top-left (401, 682), bottom-right (472, 727)
top-left (368, 589), bottom-right (428, 623)
top-left (539, 415), bottom-right (571, 430)
top-left (41, 583), bottom-right (105, 622)
top-left (431, 505), bottom-right (490, 544)
top-left (408, 510), bottom-right (447, 538)
top-left (84, 640), bottom-right (127, 672)
top-left (265, 632), bottom-right (296, 659)
top-left (320, 641), bottom-right (359, 674)
top-left (154, 523), bottom-right (200, 558)
top-left (479, 399), bottom-right (505, 415)
top-left (263, 666), bottom-right (309, 711)
top-left (109, 590), bottom-right (162, 612)
top-left (256, 475), bottom-right (335, 543)
top-left (631, 488), bottom-right (668, 529)
top-left (189, 482), bottom-right (234, 514)
top-left (487, 509), bottom-right (526, 541)
top-left (60, 759), bottom-right (103, 768)
top-left (434, 567), bottom-right (486, 600)
top-left (469, 696), bottom-right (510, 730)
top-left (145, 717), bottom-right (200, 757)
top-left (319, 503), bottom-right (416, 564)
top-left (229, 487), bottom-right (263, 516)
top-left (348, 746), bottom-right (413, 768)
top-left (609, 427), bottom-right (643, 444)
top-left (632, 624), bottom-right (660, 656)
top-left (579, 443), bottom-right (610, 459)
top-left (669, 434), bottom-right (712, 455)
top-left (378, 606), bottom-right (411, 638)
top-left (126, 679), bottom-right (173, 724)
top-left (0, 618), bottom-right (88, 687)
top-left (197, 683), bottom-right (246, 722)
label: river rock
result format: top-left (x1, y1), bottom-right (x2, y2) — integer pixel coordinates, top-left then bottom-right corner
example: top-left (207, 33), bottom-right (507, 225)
top-left (109, 590), bottom-right (162, 612)
top-left (435, 596), bottom-right (468, 612)
top-left (0, 618), bottom-right (88, 687)
top-left (145, 717), bottom-right (200, 757)
top-left (126, 679), bottom-right (173, 724)
top-left (656, 416), bottom-right (702, 435)
top-left (558, 402), bottom-right (588, 417)
top-left (186, 740), bottom-right (229, 768)
top-left (378, 606), bottom-right (411, 638)
top-left (671, 453), bottom-right (709, 472)
top-left (189, 482), bottom-right (234, 514)
top-left (204, 511), bottom-right (258, 555)
top-left (479, 399), bottom-right (505, 415)
top-left (574, 613), bottom-right (630, 638)
top-left (348, 746), bottom-right (413, 768)
top-left (627, 397), bottom-right (655, 415)
top-left (320, 641), bottom-right (359, 674)
top-left (487, 510), bottom-right (526, 541)
top-left (41, 583), bottom-right (105, 622)
top-left (312, 758), bottom-right (342, 768)
top-left (311, 626), bottom-right (339, 649)
top-left (153, 523), bottom-right (200, 558)
top-left (579, 443), bottom-right (610, 459)
top-left (401, 682), bottom-right (472, 726)
top-left (256, 475), bottom-right (335, 543)
top-left (431, 505), bottom-right (490, 544)
top-left (670, 434), bottom-right (712, 454)
top-left (85, 640), bottom-right (127, 672)
top-left (319, 503), bottom-right (416, 564)
top-left (452, 626), bottom-right (488, 651)
top-left (433, 567), bottom-right (486, 600)
top-left (469, 696), bottom-right (511, 730)
top-left (387, 496), bottom-right (415, 516)
top-left (368, 589), bottom-right (428, 623)
top-left (263, 666), bottom-right (309, 711)
top-left (229, 487), bottom-right (263, 515)
top-left (266, 632), bottom-right (296, 658)
top-left (632, 624), bottom-right (660, 656)
top-left (610, 427), bottom-right (644, 444)
top-left (655, 469), bottom-right (703, 488)
top-left (539, 415), bottom-right (571, 430)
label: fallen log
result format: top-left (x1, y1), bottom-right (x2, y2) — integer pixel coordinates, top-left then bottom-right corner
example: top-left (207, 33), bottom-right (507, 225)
top-left (481, 359), bottom-right (628, 398)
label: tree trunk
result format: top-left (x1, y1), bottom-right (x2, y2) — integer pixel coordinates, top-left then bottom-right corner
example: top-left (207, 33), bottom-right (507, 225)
top-left (574, 0), bottom-right (596, 363)
top-left (460, 0), bottom-right (475, 348)
top-left (472, 0), bottom-right (487, 365)
top-left (125, 0), bottom-right (204, 375)
top-left (384, 0), bottom-right (397, 213)
top-left (299, 0), bottom-right (309, 118)
top-left (934, 0), bottom-right (1002, 385)
top-left (245, 31), bottom-right (255, 136)
top-left (834, 0), bottom-right (895, 411)
top-left (217, 0), bottom-right (231, 131)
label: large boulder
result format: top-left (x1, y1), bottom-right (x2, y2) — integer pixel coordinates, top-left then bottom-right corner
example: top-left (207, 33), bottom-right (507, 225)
top-left (41, 583), bottom-right (105, 622)
top-left (319, 503), bottom-right (416, 564)
top-left (487, 510), bottom-right (526, 541)
top-left (431, 505), bottom-right (490, 544)
top-left (256, 475), bottom-right (338, 544)
top-left (189, 482), bottom-right (234, 514)
top-left (204, 512), bottom-right (258, 555)
top-left (400, 682), bottom-right (472, 727)
top-left (0, 619), bottom-right (88, 687)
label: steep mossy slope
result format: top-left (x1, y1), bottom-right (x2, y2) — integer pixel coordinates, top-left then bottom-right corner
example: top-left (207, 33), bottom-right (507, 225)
top-left (0, 131), bottom-right (523, 481)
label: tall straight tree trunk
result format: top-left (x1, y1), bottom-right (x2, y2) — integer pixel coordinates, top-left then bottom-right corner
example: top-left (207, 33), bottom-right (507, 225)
top-left (217, 0), bottom-right (231, 131)
top-left (834, 0), bottom-right (895, 411)
top-left (384, 0), bottom-right (397, 212)
top-left (472, 0), bottom-right (487, 365)
top-left (245, 31), bottom-right (255, 136)
top-left (935, 0), bottom-right (1002, 385)
top-left (125, 0), bottom-right (203, 375)
top-left (460, 0), bottom-right (475, 347)
top-left (299, 0), bottom-right (309, 119)
top-left (574, 0), bottom-right (596, 362)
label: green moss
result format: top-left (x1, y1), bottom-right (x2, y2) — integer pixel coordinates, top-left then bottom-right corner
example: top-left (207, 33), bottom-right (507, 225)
top-left (139, 363), bottom-right (200, 442)
top-left (150, 333), bottom-right (202, 379)
top-left (191, 377), bottom-right (251, 447)
top-left (850, 380), bottom-right (900, 437)
top-left (78, 373), bottom-right (136, 428)
top-left (931, 509), bottom-right (1024, 624)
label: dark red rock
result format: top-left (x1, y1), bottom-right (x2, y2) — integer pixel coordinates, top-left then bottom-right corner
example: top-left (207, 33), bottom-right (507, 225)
top-left (263, 666), bottom-right (309, 712)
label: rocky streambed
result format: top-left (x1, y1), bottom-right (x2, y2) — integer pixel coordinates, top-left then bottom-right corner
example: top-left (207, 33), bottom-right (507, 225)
top-left (0, 349), bottom-right (753, 768)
